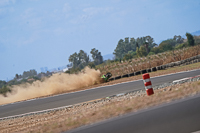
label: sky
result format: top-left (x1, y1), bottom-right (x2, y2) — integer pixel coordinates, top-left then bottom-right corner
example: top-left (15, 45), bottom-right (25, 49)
top-left (0, 0), bottom-right (200, 81)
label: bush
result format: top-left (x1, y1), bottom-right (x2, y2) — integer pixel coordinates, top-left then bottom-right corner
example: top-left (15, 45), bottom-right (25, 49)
top-left (0, 85), bottom-right (11, 96)
top-left (175, 42), bottom-right (188, 49)
top-left (88, 62), bottom-right (96, 68)
top-left (148, 52), bottom-right (155, 55)
top-left (150, 47), bottom-right (161, 54)
top-left (186, 32), bottom-right (194, 46)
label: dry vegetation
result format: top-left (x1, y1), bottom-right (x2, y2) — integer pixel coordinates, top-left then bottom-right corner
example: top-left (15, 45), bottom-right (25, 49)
top-left (97, 45), bottom-right (200, 76)
top-left (1, 78), bottom-right (200, 133)
top-left (88, 61), bottom-right (200, 88)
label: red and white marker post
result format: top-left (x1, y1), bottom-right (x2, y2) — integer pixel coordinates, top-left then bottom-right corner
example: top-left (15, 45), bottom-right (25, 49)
top-left (142, 73), bottom-right (154, 96)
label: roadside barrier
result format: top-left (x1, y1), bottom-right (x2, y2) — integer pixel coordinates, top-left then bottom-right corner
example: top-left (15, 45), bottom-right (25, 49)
top-left (142, 73), bottom-right (154, 96)
top-left (108, 54), bottom-right (200, 82)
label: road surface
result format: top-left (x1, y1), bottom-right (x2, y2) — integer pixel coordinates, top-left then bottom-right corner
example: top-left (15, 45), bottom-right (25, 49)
top-left (0, 69), bottom-right (200, 118)
top-left (66, 94), bottom-right (200, 133)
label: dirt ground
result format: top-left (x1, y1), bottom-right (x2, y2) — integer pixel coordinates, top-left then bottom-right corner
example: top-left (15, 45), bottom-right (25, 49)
top-left (1, 78), bottom-right (200, 133)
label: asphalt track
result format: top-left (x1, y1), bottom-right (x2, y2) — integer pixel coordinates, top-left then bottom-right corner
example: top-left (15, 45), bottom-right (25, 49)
top-left (0, 69), bottom-right (200, 118)
top-left (66, 93), bottom-right (200, 133)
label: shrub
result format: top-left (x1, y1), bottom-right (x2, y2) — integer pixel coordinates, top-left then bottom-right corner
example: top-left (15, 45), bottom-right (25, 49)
top-left (0, 85), bottom-right (11, 96)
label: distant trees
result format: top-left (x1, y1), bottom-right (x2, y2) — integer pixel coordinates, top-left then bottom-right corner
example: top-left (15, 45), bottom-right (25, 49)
top-left (150, 35), bottom-right (185, 55)
top-left (114, 36), bottom-right (157, 59)
top-left (0, 85), bottom-right (11, 96)
top-left (158, 40), bottom-right (174, 52)
top-left (186, 33), bottom-right (195, 46)
top-left (90, 48), bottom-right (103, 65)
top-left (173, 35), bottom-right (184, 44)
top-left (0, 80), bottom-right (6, 88)
top-left (68, 50), bottom-right (90, 69)
top-left (68, 48), bottom-right (103, 73)
top-left (136, 46), bottom-right (148, 57)
top-left (113, 34), bottom-right (189, 61)
top-left (14, 69), bottom-right (37, 79)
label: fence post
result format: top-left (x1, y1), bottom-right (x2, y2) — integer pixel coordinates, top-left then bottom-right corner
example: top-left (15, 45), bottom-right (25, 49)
top-left (142, 73), bottom-right (154, 96)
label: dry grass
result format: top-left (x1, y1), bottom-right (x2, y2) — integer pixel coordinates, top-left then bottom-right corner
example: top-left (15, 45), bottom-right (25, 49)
top-left (1, 79), bottom-right (200, 133)
top-left (92, 61), bottom-right (200, 87)
top-left (97, 45), bottom-right (200, 77)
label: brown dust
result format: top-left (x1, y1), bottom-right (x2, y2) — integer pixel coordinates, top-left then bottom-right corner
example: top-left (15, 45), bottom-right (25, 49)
top-left (0, 67), bottom-right (101, 105)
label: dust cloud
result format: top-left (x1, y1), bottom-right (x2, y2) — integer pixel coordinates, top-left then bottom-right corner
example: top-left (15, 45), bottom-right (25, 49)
top-left (0, 67), bottom-right (102, 105)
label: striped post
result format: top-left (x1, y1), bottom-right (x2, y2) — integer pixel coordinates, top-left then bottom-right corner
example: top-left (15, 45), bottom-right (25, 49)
top-left (142, 73), bottom-right (154, 96)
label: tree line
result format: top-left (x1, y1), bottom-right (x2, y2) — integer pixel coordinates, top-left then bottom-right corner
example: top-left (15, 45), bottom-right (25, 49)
top-left (0, 69), bottom-right (52, 96)
top-left (15, 69), bottom-right (37, 79)
top-left (67, 32), bottom-right (199, 73)
top-left (113, 33), bottom-right (198, 61)
top-left (66, 48), bottom-right (103, 73)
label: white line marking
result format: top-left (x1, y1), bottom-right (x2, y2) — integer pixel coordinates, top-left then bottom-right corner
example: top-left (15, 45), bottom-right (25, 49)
top-left (173, 78), bottom-right (190, 83)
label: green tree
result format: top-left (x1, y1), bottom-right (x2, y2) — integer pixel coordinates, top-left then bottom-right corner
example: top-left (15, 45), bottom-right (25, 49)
top-left (69, 52), bottom-right (79, 68)
top-left (22, 69), bottom-right (37, 78)
top-left (90, 48), bottom-right (103, 65)
top-left (113, 39), bottom-right (126, 59)
top-left (136, 46), bottom-right (147, 57)
top-left (173, 35), bottom-right (184, 44)
top-left (0, 85), bottom-right (11, 96)
top-left (69, 50), bottom-right (90, 69)
top-left (159, 40), bottom-right (174, 52)
top-left (186, 32), bottom-right (194, 46)
top-left (123, 51), bottom-right (136, 60)
top-left (0, 80), bottom-right (7, 88)
top-left (78, 50), bottom-right (90, 69)
top-left (113, 36), bottom-right (156, 59)
top-left (15, 74), bottom-right (19, 79)
top-left (88, 62), bottom-right (95, 68)
top-left (145, 35), bottom-right (157, 48)
top-left (150, 47), bottom-right (161, 54)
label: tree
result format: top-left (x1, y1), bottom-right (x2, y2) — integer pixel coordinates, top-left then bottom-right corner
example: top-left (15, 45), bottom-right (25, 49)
top-left (145, 36), bottom-right (157, 48)
top-left (22, 69), bottom-right (37, 78)
top-left (90, 48), bottom-right (103, 65)
top-left (113, 39), bottom-right (125, 59)
top-left (159, 41), bottom-right (173, 52)
top-left (136, 46), bottom-right (147, 57)
top-left (186, 33), bottom-right (194, 46)
top-left (143, 42), bottom-right (149, 54)
top-left (69, 52), bottom-right (79, 68)
top-left (88, 62), bottom-right (95, 68)
top-left (69, 50), bottom-right (90, 69)
top-left (78, 50), bottom-right (90, 69)
top-left (113, 36), bottom-right (156, 59)
top-left (15, 74), bottom-right (19, 79)
top-left (123, 51), bottom-right (136, 60)
top-left (150, 47), bottom-right (161, 54)
top-left (0, 85), bottom-right (11, 96)
top-left (173, 35), bottom-right (184, 44)
top-left (0, 80), bottom-right (7, 88)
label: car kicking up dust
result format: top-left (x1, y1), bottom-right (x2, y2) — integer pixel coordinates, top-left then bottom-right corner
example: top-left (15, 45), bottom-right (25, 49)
top-left (0, 67), bottom-right (101, 105)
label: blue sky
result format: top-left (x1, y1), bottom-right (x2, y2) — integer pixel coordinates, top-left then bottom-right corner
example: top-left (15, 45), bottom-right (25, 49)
top-left (0, 0), bottom-right (200, 81)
